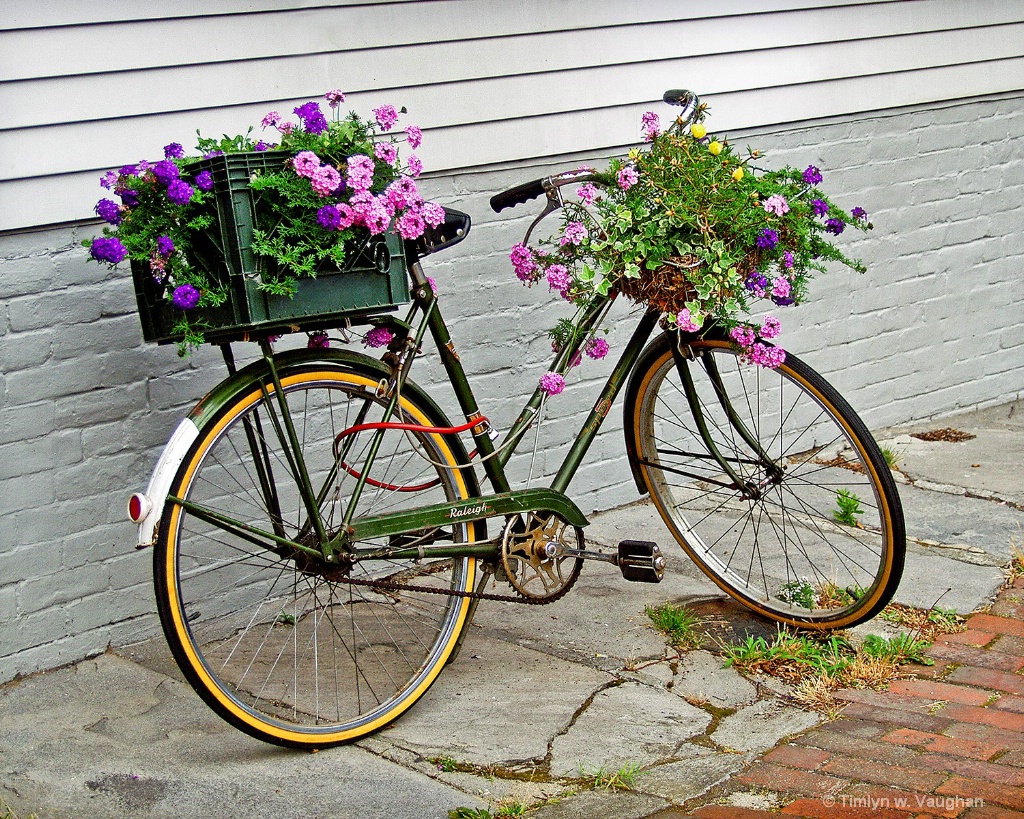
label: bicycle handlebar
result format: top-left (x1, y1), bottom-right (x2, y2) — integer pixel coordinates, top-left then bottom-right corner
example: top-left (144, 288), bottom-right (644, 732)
top-left (489, 178), bottom-right (546, 213)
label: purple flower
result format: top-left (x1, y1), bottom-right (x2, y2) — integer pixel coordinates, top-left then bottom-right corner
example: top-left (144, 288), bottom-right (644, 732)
top-left (157, 235), bottom-right (175, 256)
top-left (364, 326), bottom-right (394, 349)
top-left (325, 89), bottom-right (346, 108)
top-left (756, 228), bottom-right (779, 250)
top-left (825, 218), bottom-right (845, 235)
top-left (851, 207), bottom-right (868, 221)
top-left (172, 283), bottom-right (201, 310)
top-left (195, 170), bottom-right (214, 192)
top-left (89, 237), bottom-right (127, 265)
top-left (167, 180), bottom-right (194, 206)
top-left (405, 125), bottom-right (422, 149)
top-left (152, 160), bottom-right (180, 186)
top-left (783, 250), bottom-right (794, 269)
top-left (316, 205), bottom-right (342, 231)
top-left (373, 105), bottom-right (399, 131)
top-left (810, 199), bottom-right (829, 217)
top-left (745, 272), bottom-right (769, 298)
top-left (119, 164), bottom-right (140, 177)
top-left (255, 141), bottom-right (273, 152)
top-left (163, 142), bottom-right (185, 159)
top-left (803, 165), bottom-right (823, 185)
top-left (307, 331), bottom-right (330, 349)
top-left (539, 372), bottom-right (565, 396)
top-left (100, 171), bottom-right (118, 190)
top-left (203, 150), bottom-right (225, 159)
top-left (294, 101), bottom-right (329, 135)
top-left (94, 198), bottom-right (122, 225)
top-left (585, 337), bottom-right (609, 360)
top-left (120, 189), bottom-right (140, 208)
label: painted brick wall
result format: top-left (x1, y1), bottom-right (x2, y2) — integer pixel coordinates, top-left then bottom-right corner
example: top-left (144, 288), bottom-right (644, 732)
top-left (1, 94), bottom-right (1022, 680)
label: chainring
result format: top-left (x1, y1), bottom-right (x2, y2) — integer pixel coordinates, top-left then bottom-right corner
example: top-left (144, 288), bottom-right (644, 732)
top-left (500, 512), bottom-right (583, 602)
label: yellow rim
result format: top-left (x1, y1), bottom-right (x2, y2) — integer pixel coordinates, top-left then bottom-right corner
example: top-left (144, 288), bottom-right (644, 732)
top-left (162, 368), bottom-right (476, 744)
top-left (635, 341), bottom-right (895, 628)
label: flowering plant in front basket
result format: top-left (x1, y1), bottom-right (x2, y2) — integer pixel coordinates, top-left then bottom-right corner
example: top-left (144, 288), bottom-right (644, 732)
top-left (85, 90), bottom-right (443, 353)
top-left (511, 101), bottom-right (872, 394)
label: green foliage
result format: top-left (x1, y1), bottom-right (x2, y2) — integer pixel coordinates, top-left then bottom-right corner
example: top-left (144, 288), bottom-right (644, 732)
top-left (579, 762), bottom-right (643, 792)
top-left (832, 489), bottom-right (865, 526)
top-left (860, 633), bottom-right (933, 666)
top-left (645, 602), bottom-right (705, 649)
top-left (448, 809), bottom-right (493, 819)
top-left (725, 629), bottom-right (856, 679)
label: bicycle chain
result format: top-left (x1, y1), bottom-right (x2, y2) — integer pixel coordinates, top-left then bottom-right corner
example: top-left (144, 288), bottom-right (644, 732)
top-left (341, 564), bottom-right (581, 605)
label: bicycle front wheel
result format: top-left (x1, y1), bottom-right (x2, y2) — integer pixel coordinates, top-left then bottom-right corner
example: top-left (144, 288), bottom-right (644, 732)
top-left (626, 335), bottom-right (904, 629)
top-left (154, 356), bottom-right (479, 747)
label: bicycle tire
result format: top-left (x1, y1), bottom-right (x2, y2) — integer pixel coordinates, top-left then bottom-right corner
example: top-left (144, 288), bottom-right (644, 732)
top-left (154, 354), bottom-right (479, 747)
top-left (624, 335), bottom-right (905, 629)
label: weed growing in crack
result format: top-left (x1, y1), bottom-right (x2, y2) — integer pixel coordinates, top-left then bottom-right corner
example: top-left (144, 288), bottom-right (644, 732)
top-left (832, 488), bottom-right (865, 526)
top-left (578, 761), bottom-right (644, 792)
top-left (645, 602), bottom-right (705, 650)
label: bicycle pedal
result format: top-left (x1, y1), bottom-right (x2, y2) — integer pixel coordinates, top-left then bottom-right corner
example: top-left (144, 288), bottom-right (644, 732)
top-left (616, 540), bottom-right (666, 584)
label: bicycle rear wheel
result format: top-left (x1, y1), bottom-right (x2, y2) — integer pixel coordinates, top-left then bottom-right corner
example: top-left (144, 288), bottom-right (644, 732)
top-left (154, 356), bottom-right (478, 747)
top-left (626, 335), bottom-right (904, 628)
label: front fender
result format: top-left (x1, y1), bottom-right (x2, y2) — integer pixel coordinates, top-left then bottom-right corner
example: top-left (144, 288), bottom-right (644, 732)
top-left (130, 348), bottom-right (481, 547)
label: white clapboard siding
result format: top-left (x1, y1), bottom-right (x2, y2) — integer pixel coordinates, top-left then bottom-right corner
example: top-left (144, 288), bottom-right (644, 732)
top-left (1, 0), bottom-right (1022, 231)
top-left (5, 2), bottom-right (1023, 129)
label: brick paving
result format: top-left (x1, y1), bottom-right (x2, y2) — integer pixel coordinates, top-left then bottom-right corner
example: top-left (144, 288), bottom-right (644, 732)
top-left (652, 577), bottom-right (1024, 818)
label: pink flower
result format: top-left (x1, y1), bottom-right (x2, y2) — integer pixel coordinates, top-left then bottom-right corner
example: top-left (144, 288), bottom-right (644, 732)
top-left (760, 315), bottom-right (782, 340)
top-left (539, 372), bottom-right (565, 396)
top-left (293, 151), bottom-right (321, 178)
top-left (617, 166), bottom-right (638, 190)
top-left (545, 264), bottom-right (571, 296)
top-left (405, 125), bottom-right (423, 149)
top-left (278, 121), bottom-right (294, 135)
top-left (641, 111), bottom-right (660, 141)
top-left (310, 164), bottom-right (342, 196)
top-left (325, 89), bottom-right (346, 108)
top-left (374, 105), bottom-right (399, 131)
top-left (731, 326), bottom-right (756, 348)
top-left (346, 155), bottom-right (375, 191)
top-left (335, 203), bottom-right (355, 229)
top-left (422, 201), bottom-right (446, 227)
top-left (561, 221), bottom-right (587, 246)
top-left (510, 243), bottom-right (538, 283)
top-left (585, 337), bottom-right (609, 360)
top-left (374, 142), bottom-right (398, 164)
top-left (676, 308), bottom-right (700, 333)
top-left (408, 155), bottom-right (423, 177)
top-left (772, 277), bottom-right (791, 299)
top-left (748, 343), bottom-right (786, 369)
top-left (427, 277), bottom-right (438, 295)
top-left (762, 194), bottom-right (790, 216)
top-left (396, 209), bottom-right (426, 239)
top-left (578, 183), bottom-right (598, 205)
top-left (364, 326), bottom-right (395, 349)
top-left (262, 111), bottom-right (283, 128)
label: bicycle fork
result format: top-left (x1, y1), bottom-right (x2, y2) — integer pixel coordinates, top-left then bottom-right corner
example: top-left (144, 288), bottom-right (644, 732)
top-left (669, 335), bottom-right (784, 499)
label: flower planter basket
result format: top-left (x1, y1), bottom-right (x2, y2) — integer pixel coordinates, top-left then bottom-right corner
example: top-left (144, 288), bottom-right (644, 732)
top-left (131, 152), bottom-right (410, 345)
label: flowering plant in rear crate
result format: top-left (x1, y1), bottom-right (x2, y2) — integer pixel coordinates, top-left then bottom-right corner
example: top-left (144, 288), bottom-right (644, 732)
top-left (86, 90), bottom-right (442, 353)
top-left (512, 101), bottom-right (872, 393)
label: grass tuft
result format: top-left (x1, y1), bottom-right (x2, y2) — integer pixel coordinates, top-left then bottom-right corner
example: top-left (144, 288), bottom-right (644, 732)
top-left (645, 602), bottom-right (705, 650)
top-left (579, 761), bottom-right (643, 792)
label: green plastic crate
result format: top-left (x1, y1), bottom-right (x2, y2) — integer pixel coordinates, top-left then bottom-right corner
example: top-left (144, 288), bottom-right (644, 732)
top-left (132, 151), bottom-right (410, 345)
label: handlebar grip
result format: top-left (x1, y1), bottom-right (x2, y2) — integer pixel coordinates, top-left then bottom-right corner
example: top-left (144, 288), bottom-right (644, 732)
top-left (490, 178), bottom-right (546, 213)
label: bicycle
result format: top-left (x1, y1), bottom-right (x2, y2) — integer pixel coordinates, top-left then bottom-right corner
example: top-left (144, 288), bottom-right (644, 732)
top-left (129, 90), bottom-right (905, 748)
